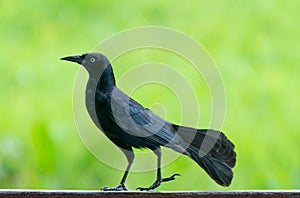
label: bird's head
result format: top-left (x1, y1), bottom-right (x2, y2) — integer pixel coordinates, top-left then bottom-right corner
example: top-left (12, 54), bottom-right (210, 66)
top-left (61, 52), bottom-right (111, 75)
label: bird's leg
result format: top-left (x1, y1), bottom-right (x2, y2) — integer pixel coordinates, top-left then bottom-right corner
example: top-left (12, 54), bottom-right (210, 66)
top-left (101, 148), bottom-right (134, 191)
top-left (137, 147), bottom-right (180, 191)
top-left (101, 165), bottom-right (130, 191)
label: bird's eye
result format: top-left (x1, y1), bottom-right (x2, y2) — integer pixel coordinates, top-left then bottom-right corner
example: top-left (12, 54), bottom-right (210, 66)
top-left (90, 57), bottom-right (95, 62)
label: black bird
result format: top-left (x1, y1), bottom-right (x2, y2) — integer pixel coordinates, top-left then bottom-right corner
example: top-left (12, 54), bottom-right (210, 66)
top-left (61, 52), bottom-right (236, 191)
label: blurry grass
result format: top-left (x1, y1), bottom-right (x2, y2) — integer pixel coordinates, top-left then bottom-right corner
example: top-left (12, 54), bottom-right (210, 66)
top-left (0, 0), bottom-right (300, 190)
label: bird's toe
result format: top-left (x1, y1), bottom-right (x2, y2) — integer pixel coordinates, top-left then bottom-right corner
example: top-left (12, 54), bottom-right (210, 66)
top-left (101, 183), bottom-right (128, 191)
top-left (161, 173), bottom-right (181, 182)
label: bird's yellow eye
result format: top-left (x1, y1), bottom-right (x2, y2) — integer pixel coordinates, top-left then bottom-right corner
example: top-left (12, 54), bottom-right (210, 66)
top-left (90, 57), bottom-right (95, 62)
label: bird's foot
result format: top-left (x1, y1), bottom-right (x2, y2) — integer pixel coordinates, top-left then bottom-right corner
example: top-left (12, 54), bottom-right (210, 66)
top-left (137, 173), bottom-right (180, 191)
top-left (101, 183), bottom-right (128, 191)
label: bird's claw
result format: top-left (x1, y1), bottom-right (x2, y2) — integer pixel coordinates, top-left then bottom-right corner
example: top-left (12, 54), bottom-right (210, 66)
top-left (137, 173), bottom-right (181, 191)
top-left (101, 183), bottom-right (128, 191)
top-left (161, 173), bottom-right (181, 182)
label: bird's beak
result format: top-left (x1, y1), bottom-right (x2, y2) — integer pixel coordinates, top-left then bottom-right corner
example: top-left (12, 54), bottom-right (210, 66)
top-left (60, 54), bottom-right (83, 64)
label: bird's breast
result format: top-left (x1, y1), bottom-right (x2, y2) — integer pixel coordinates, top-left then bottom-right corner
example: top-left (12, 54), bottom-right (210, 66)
top-left (85, 88), bottom-right (101, 128)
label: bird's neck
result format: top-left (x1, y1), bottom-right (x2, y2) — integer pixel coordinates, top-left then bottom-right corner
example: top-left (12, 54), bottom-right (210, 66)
top-left (91, 64), bottom-right (116, 92)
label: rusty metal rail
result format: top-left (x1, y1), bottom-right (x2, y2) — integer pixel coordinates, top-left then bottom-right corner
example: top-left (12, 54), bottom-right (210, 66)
top-left (0, 190), bottom-right (300, 198)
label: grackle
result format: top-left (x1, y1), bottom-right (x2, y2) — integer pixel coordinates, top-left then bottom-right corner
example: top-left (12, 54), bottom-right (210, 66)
top-left (61, 52), bottom-right (236, 191)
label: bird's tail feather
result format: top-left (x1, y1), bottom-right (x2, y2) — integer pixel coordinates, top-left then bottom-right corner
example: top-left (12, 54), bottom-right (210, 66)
top-left (173, 125), bottom-right (236, 186)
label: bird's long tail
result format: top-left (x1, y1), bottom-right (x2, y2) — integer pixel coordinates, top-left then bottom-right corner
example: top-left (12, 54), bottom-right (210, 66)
top-left (173, 125), bottom-right (236, 186)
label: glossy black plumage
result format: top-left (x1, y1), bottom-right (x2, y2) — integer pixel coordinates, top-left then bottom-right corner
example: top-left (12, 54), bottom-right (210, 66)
top-left (61, 52), bottom-right (236, 191)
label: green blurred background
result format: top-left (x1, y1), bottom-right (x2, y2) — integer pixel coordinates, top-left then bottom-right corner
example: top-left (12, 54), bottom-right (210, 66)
top-left (1, 0), bottom-right (300, 190)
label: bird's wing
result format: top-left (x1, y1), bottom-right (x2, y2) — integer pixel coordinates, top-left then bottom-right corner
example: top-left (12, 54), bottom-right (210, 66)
top-left (108, 88), bottom-right (178, 146)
